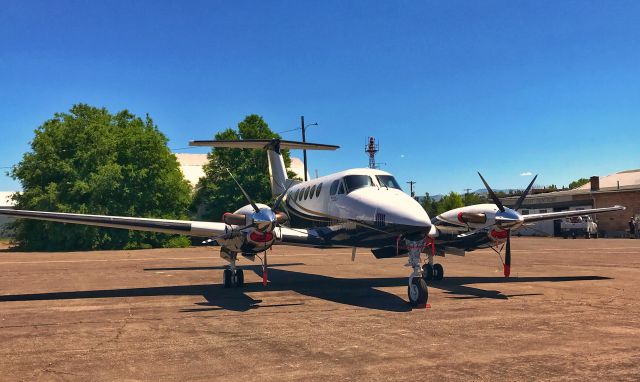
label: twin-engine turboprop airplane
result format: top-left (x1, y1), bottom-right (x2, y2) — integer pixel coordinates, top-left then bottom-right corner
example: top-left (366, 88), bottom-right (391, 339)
top-left (424, 173), bottom-right (625, 281)
top-left (0, 138), bottom-right (625, 308)
top-left (0, 139), bottom-right (433, 307)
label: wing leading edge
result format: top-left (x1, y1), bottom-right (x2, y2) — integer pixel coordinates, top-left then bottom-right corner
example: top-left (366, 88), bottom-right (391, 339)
top-left (522, 205), bottom-right (625, 223)
top-left (0, 209), bottom-right (228, 237)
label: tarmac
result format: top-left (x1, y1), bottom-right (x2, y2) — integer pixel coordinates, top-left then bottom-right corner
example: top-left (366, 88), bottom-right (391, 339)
top-left (1, 237), bottom-right (640, 381)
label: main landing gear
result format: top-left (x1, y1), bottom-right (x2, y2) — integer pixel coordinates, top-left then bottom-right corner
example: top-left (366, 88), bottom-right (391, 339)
top-left (422, 263), bottom-right (444, 281)
top-left (220, 247), bottom-right (245, 288)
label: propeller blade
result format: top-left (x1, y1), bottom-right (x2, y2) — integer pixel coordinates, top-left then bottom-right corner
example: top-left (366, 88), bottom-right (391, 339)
top-left (504, 230), bottom-right (511, 277)
top-left (477, 172), bottom-right (505, 212)
top-left (513, 174), bottom-right (538, 211)
top-left (272, 179), bottom-right (295, 212)
top-left (262, 251), bottom-right (268, 286)
top-left (226, 168), bottom-right (260, 213)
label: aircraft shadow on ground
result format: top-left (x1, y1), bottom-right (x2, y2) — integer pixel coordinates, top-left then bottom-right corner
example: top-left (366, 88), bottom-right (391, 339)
top-left (0, 264), bottom-right (611, 312)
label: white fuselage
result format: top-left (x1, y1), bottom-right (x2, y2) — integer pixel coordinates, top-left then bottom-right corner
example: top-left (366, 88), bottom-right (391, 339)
top-left (282, 168), bottom-right (431, 247)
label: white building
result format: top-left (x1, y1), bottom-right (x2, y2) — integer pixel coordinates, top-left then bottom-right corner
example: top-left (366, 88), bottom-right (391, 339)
top-left (174, 153), bottom-right (308, 189)
top-left (0, 191), bottom-right (16, 235)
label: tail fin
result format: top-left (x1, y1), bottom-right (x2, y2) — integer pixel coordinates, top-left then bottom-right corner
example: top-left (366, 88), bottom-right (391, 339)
top-left (189, 139), bottom-right (339, 197)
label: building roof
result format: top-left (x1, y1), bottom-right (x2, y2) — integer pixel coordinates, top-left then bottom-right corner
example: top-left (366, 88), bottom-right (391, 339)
top-left (0, 192), bottom-right (16, 208)
top-left (577, 169), bottom-right (640, 191)
top-left (500, 168), bottom-right (640, 208)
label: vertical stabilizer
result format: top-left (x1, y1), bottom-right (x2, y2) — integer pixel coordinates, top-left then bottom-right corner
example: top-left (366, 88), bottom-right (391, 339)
top-left (266, 141), bottom-right (288, 197)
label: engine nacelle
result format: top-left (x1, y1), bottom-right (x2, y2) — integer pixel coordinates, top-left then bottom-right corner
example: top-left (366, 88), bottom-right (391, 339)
top-left (217, 227), bottom-right (276, 254)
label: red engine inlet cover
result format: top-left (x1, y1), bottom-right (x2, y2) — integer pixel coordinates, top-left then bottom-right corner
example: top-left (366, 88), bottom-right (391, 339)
top-left (250, 231), bottom-right (273, 243)
top-left (490, 229), bottom-right (508, 240)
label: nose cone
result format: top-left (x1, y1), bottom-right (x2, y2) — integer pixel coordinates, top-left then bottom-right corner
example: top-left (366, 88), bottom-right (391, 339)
top-left (253, 208), bottom-right (276, 231)
top-left (495, 208), bottom-right (524, 229)
top-left (349, 188), bottom-right (431, 229)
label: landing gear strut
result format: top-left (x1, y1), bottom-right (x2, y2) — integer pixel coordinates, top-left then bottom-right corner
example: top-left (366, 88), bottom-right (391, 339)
top-left (220, 248), bottom-right (245, 288)
top-left (405, 238), bottom-right (428, 307)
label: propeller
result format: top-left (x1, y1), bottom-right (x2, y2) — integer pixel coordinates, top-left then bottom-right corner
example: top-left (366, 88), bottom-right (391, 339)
top-left (476, 172), bottom-right (538, 278)
top-left (504, 230), bottom-right (511, 277)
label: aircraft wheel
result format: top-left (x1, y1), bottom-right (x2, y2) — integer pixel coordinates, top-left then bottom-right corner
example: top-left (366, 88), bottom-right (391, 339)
top-left (235, 269), bottom-right (244, 287)
top-left (422, 264), bottom-right (433, 281)
top-left (223, 269), bottom-right (233, 288)
top-left (408, 278), bottom-right (428, 308)
top-left (433, 263), bottom-right (444, 281)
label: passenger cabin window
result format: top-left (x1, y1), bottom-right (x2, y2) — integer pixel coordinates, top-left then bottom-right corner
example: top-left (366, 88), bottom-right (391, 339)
top-left (343, 175), bottom-right (374, 194)
top-left (376, 175), bottom-right (402, 190)
top-left (309, 185), bottom-right (316, 199)
top-left (330, 180), bottom-right (339, 195)
top-left (316, 183), bottom-right (322, 197)
top-left (298, 189), bottom-right (304, 201)
top-left (304, 187), bottom-right (310, 200)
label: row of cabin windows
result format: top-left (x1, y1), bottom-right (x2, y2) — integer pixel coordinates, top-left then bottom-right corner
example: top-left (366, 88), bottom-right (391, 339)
top-left (293, 183), bottom-right (323, 202)
top-left (289, 174), bottom-right (403, 202)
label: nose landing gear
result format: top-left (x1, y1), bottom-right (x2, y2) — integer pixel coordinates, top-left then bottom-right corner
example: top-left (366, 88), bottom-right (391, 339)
top-left (405, 238), bottom-right (429, 307)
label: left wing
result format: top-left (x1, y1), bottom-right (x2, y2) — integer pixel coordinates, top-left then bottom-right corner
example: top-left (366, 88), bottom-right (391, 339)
top-left (522, 205), bottom-right (625, 223)
top-left (0, 209), bottom-right (228, 237)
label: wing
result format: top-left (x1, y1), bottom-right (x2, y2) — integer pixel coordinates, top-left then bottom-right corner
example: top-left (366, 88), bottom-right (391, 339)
top-left (189, 139), bottom-right (339, 151)
top-left (0, 209), bottom-right (228, 237)
top-left (522, 205), bottom-right (625, 223)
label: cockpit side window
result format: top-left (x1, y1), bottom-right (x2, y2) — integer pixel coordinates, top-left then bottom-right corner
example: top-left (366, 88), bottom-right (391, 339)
top-left (330, 180), bottom-right (339, 195)
top-left (336, 181), bottom-right (345, 195)
top-left (343, 175), bottom-right (374, 194)
top-left (376, 175), bottom-right (402, 190)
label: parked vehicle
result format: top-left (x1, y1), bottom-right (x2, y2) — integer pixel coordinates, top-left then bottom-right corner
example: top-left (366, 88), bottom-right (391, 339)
top-left (561, 215), bottom-right (598, 239)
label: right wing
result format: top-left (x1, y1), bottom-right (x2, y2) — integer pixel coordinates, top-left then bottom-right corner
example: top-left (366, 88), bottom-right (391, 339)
top-left (0, 209), bottom-right (228, 237)
top-left (522, 205), bottom-right (625, 223)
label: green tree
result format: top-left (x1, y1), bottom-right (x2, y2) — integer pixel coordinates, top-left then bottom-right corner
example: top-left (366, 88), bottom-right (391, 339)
top-left (569, 177), bottom-right (590, 189)
top-left (462, 192), bottom-right (487, 206)
top-left (10, 104), bottom-right (192, 251)
top-left (436, 192), bottom-right (465, 215)
top-left (421, 192), bottom-right (437, 217)
top-left (191, 115), bottom-right (295, 221)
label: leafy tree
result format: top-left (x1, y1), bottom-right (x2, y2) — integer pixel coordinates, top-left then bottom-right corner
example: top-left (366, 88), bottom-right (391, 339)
top-left (421, 192), bottom-right (437, 217)
top-left (436, 192), bottom-right (465, 215)
top-left (191, 115), bottom-right (295, 221)
top-left (569, 177), bottom-right (590, 189)
top-left (462, 192), bottom-right (487, 206)
top-left (10, 104), bottom-right (192, 251)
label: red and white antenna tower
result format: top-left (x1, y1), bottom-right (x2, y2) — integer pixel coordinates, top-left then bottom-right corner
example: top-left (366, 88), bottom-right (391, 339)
top-left (365, 137), bottom-right (379, 169)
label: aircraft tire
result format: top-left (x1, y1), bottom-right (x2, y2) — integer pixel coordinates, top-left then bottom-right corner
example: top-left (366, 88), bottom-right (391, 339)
top-left (408, 278), bottom-right (428, 308)
top-left (236, 269), bottom-right (244, 287)
top-left (422, 264), bottom-right (433, 281)
top-left (223, 269), bottom-right (233, 288)
top-left (433, 263), bottom-right (444, 281)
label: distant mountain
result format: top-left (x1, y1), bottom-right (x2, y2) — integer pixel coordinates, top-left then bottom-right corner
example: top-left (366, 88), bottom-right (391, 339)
top-left (415, 194), bottom-right (443, 203)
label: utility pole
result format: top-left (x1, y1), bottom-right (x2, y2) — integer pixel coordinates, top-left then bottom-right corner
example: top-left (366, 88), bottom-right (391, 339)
top-left (299, 116), bottom-right (318, 181)
top-left (301, 116), bottom-right (307, 181)
top-left (407, 181), bottom-right (416, 198)
top-left (464, 188), bottom-right (472, 195)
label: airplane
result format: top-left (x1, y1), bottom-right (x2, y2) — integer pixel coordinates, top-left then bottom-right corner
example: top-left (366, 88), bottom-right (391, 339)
top-left (0, 138), bottom-right (626, 308)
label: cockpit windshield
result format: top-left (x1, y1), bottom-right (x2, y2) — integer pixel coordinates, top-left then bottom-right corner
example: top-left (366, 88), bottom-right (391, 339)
top-left (343, 175), bottom-right (374, 194)
top-left (376, 175), bottom-right (402, 190)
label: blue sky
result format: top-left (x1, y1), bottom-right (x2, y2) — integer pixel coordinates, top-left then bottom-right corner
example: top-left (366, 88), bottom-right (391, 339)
top-left (1, 0), bottom-right (639, 195)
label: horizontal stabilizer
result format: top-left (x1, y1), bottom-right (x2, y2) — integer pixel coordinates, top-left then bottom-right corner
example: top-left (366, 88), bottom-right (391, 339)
top-left (189, 139), bottom-right (339, 151)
